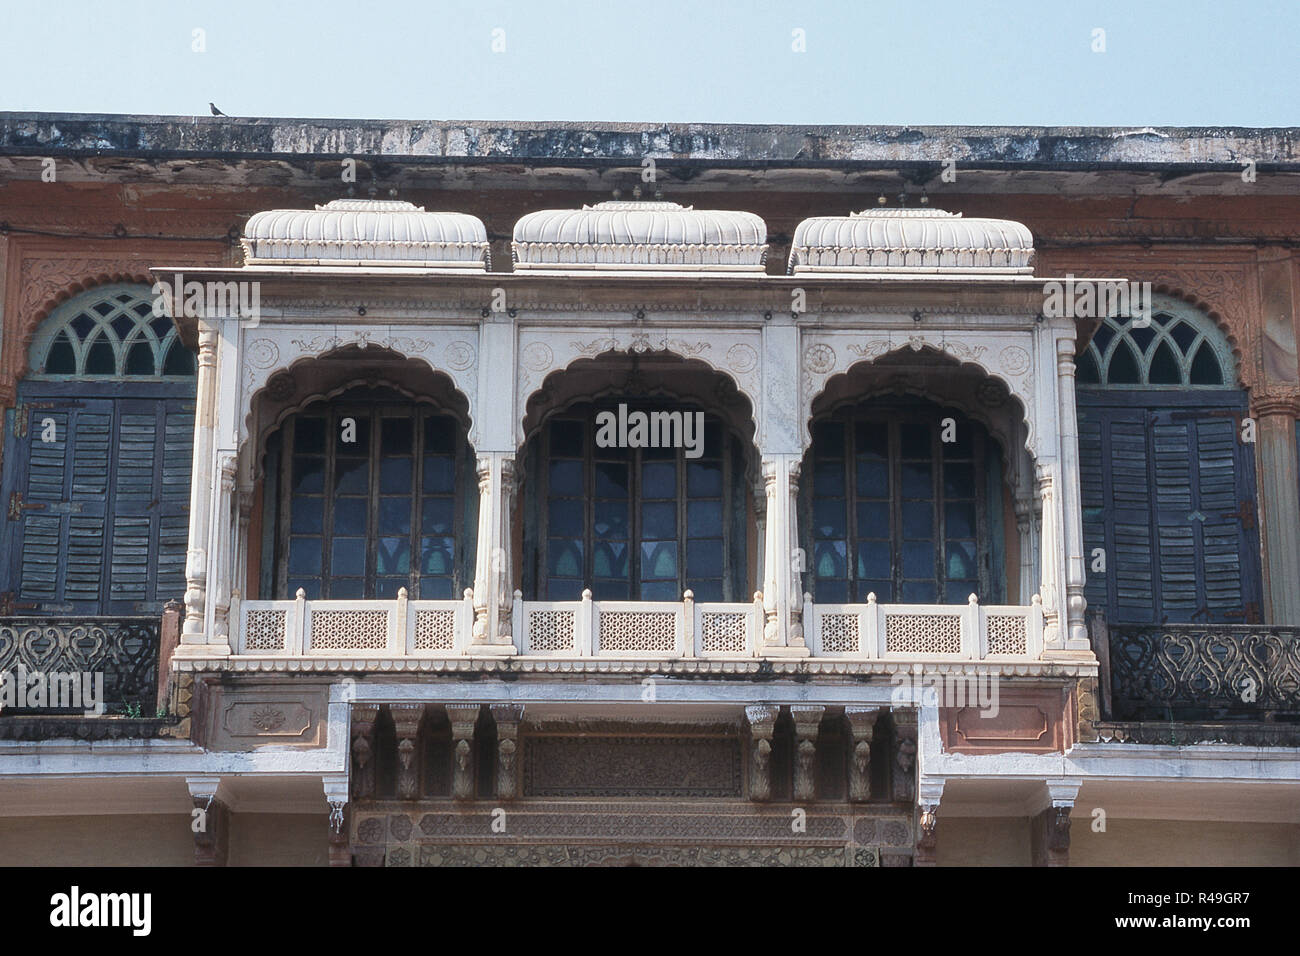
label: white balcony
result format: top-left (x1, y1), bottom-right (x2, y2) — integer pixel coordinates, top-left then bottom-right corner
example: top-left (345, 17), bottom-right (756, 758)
top-left (235, 587), bottom-right (1045, 665)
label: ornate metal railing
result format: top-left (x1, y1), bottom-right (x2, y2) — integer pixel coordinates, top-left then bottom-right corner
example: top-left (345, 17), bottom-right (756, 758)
top-left (0, 616), bottom-right (161, 715)
top-left (1107, 624), bottom-right (1300, 722)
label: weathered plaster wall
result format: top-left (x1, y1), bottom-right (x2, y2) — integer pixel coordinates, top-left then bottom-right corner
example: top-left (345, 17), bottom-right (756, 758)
top-left (936, 815), bottom-right (1031, 866)
top-left (1069, 819), bottom-right (1300, 866)
top-left (0, 814), bottom-right (194, 866)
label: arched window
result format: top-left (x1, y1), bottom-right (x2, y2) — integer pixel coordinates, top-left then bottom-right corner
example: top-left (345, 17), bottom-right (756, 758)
top-left (264, 388), bottom-right (477, 601)
top-left (28, 285), bottom-right (196, 379)
top-left (0, 284), bottom-right (197, 615)
top-left (523, 402), bottom-right (750, 602)
top-left (802, 399), bottom-right (1007, 605)
top-left (1075, 296), bottom-right (1261, 624)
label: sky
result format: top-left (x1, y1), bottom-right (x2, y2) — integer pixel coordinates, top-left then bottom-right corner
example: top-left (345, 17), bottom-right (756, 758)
top-left (0, 0), bottom-right (1296, 126)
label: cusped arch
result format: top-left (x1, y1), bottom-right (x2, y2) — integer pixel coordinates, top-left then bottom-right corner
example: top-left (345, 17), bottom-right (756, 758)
top-left (1148, 283), bottom-right (1249, 388)
top-left (244, 343), bottom-right (474, 481)
top-left (806, 341), bottom-right (1038, 463)
top-left (519, 343), bottom-right (760, 454)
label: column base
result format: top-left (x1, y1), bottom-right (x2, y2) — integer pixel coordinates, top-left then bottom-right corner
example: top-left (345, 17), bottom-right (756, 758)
top-left (468, 643), bottom-right (518, 657)
top-left (761, 646), bottom-right (811, 658)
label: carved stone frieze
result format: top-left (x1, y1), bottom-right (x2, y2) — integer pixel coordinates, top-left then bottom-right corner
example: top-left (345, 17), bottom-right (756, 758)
top-left (522, 735), bottom-right (742, 798)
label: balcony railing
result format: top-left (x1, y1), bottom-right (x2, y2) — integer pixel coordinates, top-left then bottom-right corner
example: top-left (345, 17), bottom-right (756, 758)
top-left (1105, 623), bottom-right (1300, 722)
top-left (0, 616), bottom-right (161, 714)
top-left (237, 588), bottom-right (1045, 663)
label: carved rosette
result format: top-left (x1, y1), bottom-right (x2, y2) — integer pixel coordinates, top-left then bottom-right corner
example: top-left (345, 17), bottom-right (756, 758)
top-left (745, 705), bottom-right (779, 802)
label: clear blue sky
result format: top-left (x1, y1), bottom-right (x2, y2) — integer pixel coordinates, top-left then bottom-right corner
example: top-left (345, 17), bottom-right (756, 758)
top-left (1, 0), bottom-right (1296, 126)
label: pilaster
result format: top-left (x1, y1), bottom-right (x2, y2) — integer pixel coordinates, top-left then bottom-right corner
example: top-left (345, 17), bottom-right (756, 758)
top-left (471, 453), bottom-right (517, 654)
top-left (1252, 393), bottom-right (1300, 623)
top-left (760, 455), bottom-right (808, 656)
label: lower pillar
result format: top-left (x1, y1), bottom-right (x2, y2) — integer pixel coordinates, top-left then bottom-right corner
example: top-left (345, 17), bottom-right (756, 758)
top-left (186, 776), bottom-right (229, 867)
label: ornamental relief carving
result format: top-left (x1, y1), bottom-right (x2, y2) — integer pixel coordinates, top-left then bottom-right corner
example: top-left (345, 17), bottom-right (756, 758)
top-left (514, 328), bottom-right (762, 446)
top-left (800, 330), bottom-right (1040, 457)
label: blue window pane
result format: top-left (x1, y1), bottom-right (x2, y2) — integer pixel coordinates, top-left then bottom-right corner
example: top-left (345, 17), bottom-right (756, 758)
top-left (900, 424), bottom-right (931, 459)
top-left (856, 540), bottom-right (891, 579)
top-left (594, 462), bottom-right (628, 498)
top-left (856, 459), bottom-right (888, 498)
top-left (376, 537), bottom-right (410, 574)
top-left (334, 457), bottom-right (368, 494)
top-left (641, 501), bottom-right (676, 539)
top-left (287, 578), bottom-right (319, 600)
top-left (942, 424), bottom-right (974, 459)
top-left (337, 415), bottom-right (369, 451)
top-left (381, 418), bottom-right (413, 455)
top-left (901, 461), bottom-right (932, 497)
top-left (857, 580), bottom-right (891, 603)
top-left (332, 538), bottom-right (366, 576)
top-left (421, 497), bottom-right (454, 535)
top-left (380, 457), bottom-right (412, 494)
top-left (593, 540), bottom-right (628, 578)
top-left (420, 538), bottom-right (454, 575)
top-left (687, 539), bottom-right (723, 576)
top-left (550, 420), bottom-right (584, 457)
top-left (593, 499), bottom-right (628, 538)
top-left (944, 463), bottom-right (975, 497)
top-left (289, 538), bottom-right (322, 575)
top-left (812, 422), bottom-right (844, 458)
top-left (294, 418), bottom-right (326, 454)
top-left (902, 541), bottom-right (934, 579)
top-left (687, 500), bottom-right (722, 537)
top-left (292, 456), bottom-right (324, 494)
top-left (376, 577), bottom-right (407, 599)
top-left (591, 579), bottom-right (629, 600)
top-left (640, 541), bottom-right (678, 580)
top-left (333, 498), bottom-right (367, 535)
top-left (946, 539), bottom-right (977, 579)
top-left (640, 580), bottom-right (678, 601)
top-left (291, 497), bottom-right (323, 534)
top-left (331, 578), bottom-right (364, 600)
top-left (550, 459), bottom-right (584, 494)
top-left (423, 416), bottom-right (455, 454)
top-left (945, 581), bottom-right (977, 604)
top-left (420, 576), bottom-right (452, 600)
top-left (902, 501), bottom-right (933, 539)
top-left (854, 422), bottom-right (888, 459)
top-left (687, 461), bottom-right (722, 497)
top-left (901, 580), bottom-right (937, 603)
top-left (814, 540), bottom-right (847, 578)
top-left (817, 579), bottom-right (848, 603)
top-left (690, 580), bottom-right (723, 602)
top-left (815, 459), bottom-right (845, 497)
top-left (549, 498), bottom-right (584, 537)
top-left (547, 540), bottom-right (583, 577)
top-left (641, 461), bottom-right (676, 498)
top-left (945, 501), bottom-right (976, 538)
top-left (379, 497), bottom-right (411, 535)
top-left (856, 501), bottom-right (889, 538)
top-left (813, 498), bottom-right (847, 538)
top-left (422, 456), bottom-right (455, 494)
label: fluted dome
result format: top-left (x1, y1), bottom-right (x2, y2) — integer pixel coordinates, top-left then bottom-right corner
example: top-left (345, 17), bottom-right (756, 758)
top-left (241, 199), bottom-right (490, 268)
top-left (512, 201), bottom-right (767, 271)
top-left (788, 208), bottom-right (1035, 275)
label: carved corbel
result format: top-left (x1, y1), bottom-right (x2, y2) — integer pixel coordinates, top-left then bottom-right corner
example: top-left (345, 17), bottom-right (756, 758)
top-left (791, 705), bottom-right (824, 803)
top-left (845, 706), bottom-right (879, 803)
top-left (915, 803), bottom-right (939, 867)
top-left (490, 703), bottom-right (524, 800)
top-left (187, 777), bottom-right (229, 867)
top-left (350, 705), bottom-right (380, 800)
top-left (892, 710), bottom-right (918, 804)
top-left (446, 705), bottom-right (481, 801)
top-left (389, 704), bottom-right (426, 800)
top-left (745, 705), bottom-right (779, 802)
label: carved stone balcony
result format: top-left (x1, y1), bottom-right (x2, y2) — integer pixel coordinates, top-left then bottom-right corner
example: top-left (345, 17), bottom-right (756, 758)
top-left (232, 588), bottom-right (1056, 671)
top-left (0, 615), bottom-right (162, 716)
top-left (1103, 623), bottom-right (1300, 723)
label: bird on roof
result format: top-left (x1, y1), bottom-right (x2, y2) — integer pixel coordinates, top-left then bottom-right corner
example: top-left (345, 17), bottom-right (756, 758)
top-left (209, 102), bottom-right (225, 116)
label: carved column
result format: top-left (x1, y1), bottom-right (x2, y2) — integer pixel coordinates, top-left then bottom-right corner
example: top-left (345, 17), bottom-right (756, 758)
top-left (891, 710), bottom-right (917, 804)
top-left (350, 705), bottom-right (379, 800)
top-left (389, 704), bottom-right (425, 800)
top-left (447, 704), bottom-right (480, 801)
top-left (211, 455), bottom-right (237, 645)
top-left (760, 455), bottom-right (808, 656)
top-left (324, 775), bottom-right (350, 868)
top-left (1031, 781), bottom-right (1080, 867)
top-left (471, 454), bottom-right (517, 653)
top-left (186, 776), bottom-right (229, 867)
top-left (1253, 394), bottom-right (1300, 624)
top-left (491, 703), bottom-right (524, 800)
top-left (1055, 334), bottom-right (1090, 649)
top-left (791, 705), bottom-right (824, 802)
top-left (845, 706), bottom-right (878, 803)
top-left (178, 322), bottom-right (218, 652)
top-left (1036, 466), bottom-right (1064, 650)
top-left (745, 705), bottom-right (779, 802)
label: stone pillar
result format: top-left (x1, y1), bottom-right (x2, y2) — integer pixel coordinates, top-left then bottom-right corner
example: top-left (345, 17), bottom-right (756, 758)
top-left (1036, 466), bottom-right (1065, 651)
top-left (471, 453), bottom-right (517, 654)
top-left (447, 704), bottom-right (480, 801)
top-left (350, 705), bottom-right (379, 800)
top-left (845, 706), bottom-right (878, 803)
top-left (324, 775), bottom-right (350, 868)
top-left (390, 704), bottom-right (425, 800)
top-left (891, 710), bottom-right (917, 804)
top-left (186, 776), bottom-right (229, 867)
top-left (1253, 395), bottom-right (1300, 624)
top-left (211, 454), bottom-right (237, 646)
top-left (1031, 780), bottom-right (1080, 867)
top-left (760, 455), bottom-right (808, 656)
top-left (1055, 334), bottom-right (1090, 649)
top-left (791, 705), bottom-right (824, 802)
top-left (491, 703), bottom-right (524, 800)
top-left (745, 705), bottom-right (779, 802)
top-left (178, 322), bottom-right (218, 652)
